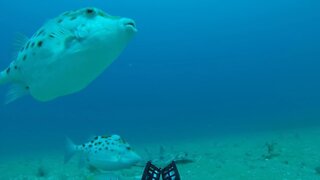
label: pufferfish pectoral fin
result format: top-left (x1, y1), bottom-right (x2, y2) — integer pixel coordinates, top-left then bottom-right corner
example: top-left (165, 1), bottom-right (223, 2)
top-left (5, 84), bottom-right (29, 104)
top-left (51, 26), bottom-right (83, 54)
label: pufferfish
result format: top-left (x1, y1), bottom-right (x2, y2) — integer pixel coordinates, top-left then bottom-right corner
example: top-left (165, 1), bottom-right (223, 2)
top-left (0, 7), bottom-right (137, 103)
top-left (65, 134), bottom-right (142, 171)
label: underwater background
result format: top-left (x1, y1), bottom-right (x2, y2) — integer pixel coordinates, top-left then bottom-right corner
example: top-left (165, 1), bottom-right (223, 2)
top-left (0, 0), bottom-right (320, 176)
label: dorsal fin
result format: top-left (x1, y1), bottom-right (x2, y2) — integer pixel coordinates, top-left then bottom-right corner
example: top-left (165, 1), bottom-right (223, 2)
top-left (11, 33), bottom-right (29, 61)
top-left (13, 33), bottom-right (29, 50)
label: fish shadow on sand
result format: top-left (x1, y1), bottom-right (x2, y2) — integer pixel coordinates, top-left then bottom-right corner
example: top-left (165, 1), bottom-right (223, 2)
top-left (139, 145), bottom-right (196, 168)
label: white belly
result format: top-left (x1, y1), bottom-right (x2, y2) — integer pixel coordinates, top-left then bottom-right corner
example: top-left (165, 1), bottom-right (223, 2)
top-left (26, 45), bottom-right (121, 101)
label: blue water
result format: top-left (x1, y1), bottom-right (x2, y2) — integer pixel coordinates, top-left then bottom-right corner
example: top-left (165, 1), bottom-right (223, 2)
top-left (0, 0), bottom-right (320, 155)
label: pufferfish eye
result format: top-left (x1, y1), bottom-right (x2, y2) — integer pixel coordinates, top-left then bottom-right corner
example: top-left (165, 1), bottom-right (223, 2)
top-left (86, 8), bottom-right (96, 17)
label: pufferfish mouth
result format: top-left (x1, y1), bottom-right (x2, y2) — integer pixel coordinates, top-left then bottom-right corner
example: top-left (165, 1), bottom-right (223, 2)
top-left (122, 18), bottom-right (137, 32)
top-left (125, 22), bottom-right (136, 28)
top-left (125, 22), bottom-right (137, 31)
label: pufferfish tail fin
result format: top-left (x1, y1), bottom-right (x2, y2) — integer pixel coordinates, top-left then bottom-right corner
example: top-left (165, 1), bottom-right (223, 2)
top-left (64, 137), bottom-right (78, 163)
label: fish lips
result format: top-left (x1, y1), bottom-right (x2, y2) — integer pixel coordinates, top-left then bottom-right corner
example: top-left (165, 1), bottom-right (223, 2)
top-left (122, 18), bottom-right (137, 32)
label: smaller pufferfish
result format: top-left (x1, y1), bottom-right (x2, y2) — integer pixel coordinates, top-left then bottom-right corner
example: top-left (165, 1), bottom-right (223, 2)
top-left (65, 134), bottom-right (142, 171)
top-left (0, 7), bottom-right (137, 103)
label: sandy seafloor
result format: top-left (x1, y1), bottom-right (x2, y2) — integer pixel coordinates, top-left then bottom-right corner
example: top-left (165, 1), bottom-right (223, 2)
top-left (1, 128), bottom-right (320, 180)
